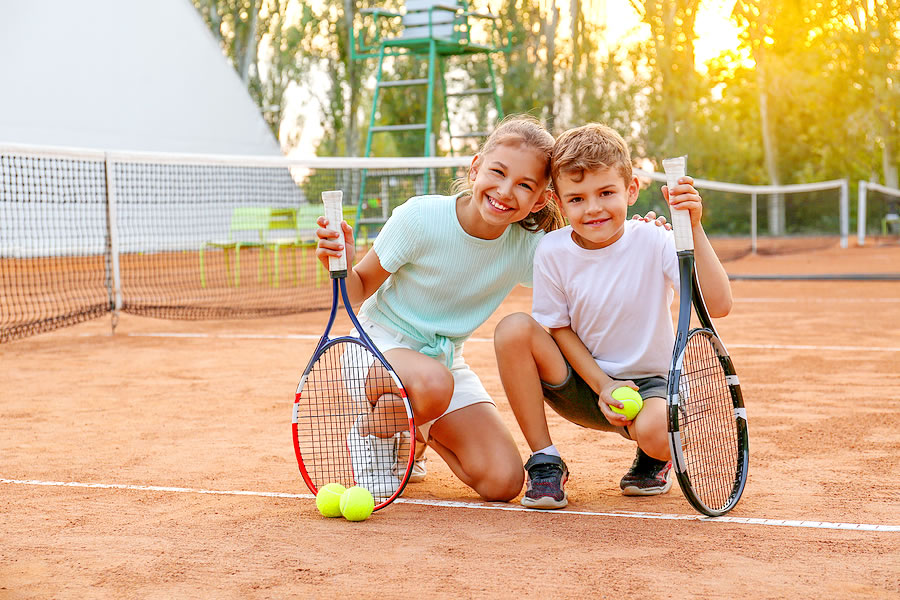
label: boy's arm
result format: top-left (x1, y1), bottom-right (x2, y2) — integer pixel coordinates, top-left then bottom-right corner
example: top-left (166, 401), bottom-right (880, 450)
top-left (691, 224), bottom-right (733, 318)
top-left (666, 177), bottom-right (733, 318)
top-left (549, 326), bottom-right (635, 426)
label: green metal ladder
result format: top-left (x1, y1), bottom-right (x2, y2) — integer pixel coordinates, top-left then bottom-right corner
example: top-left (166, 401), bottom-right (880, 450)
top-left (351, 0), bottom-right (510, 238)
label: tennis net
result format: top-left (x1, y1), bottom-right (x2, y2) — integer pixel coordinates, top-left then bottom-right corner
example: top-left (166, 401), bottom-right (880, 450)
top-left (1, 145), bottom-right (468, 343)
top-left (632, 168), bottom-right (850, 261)
top-left (1, 143), bottom-right (860, 343)
top-left (856, 181), bottom-right (900, 246)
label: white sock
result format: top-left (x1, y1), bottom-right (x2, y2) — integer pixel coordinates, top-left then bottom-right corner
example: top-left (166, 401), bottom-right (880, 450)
top-left (534, 445), bottom-right (561, 458)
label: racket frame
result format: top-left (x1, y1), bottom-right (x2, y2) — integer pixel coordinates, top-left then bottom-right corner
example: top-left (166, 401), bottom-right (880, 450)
top-left (292, 196), bottom-right (415, 511)
top-left (667, 259), bottom-right (749, 516)
top-left (664, 157), bottom-right (749, 517)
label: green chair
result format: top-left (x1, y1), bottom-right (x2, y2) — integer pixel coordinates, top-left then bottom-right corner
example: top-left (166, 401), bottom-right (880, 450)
top-left (264, 207), bottom-right (305, 288)
top-left (200, 204), bottom-right (359, 289)
top-left (262, 203), bottom-right (359, 288)
top-left (199, 207), bottom-right (271, 288)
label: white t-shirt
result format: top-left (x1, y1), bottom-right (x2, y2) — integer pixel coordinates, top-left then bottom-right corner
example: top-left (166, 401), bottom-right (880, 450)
top-left (532, 219), bottom-right (680, 379)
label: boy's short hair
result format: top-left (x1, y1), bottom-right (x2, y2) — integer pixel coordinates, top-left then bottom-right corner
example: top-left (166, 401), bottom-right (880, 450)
top-left (551, 123), bottom-right (633, 192)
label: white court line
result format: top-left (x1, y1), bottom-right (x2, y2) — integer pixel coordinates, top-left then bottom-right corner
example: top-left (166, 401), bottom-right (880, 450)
top-left (2, 478), bottom-right (897, 533)
top-left (736, 298), bottom-right (900, 303)
top-left (91, 332), bottom-right (900, 353)
top-left (730, 343), bottom-right (900, 353)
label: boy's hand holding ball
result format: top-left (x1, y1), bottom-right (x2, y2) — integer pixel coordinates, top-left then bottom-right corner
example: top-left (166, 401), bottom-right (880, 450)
top-left (608, 386), bottom-right (643, 421)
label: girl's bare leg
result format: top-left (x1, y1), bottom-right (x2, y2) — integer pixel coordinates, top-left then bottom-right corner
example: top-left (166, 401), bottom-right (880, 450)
top-left (358, 348), bottom-right (454, 438)
top-left (427, 403), bottom-right (524, 502)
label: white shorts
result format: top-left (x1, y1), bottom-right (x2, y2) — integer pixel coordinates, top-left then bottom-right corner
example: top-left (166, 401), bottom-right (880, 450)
top-left (343, 318), bottom-right (494, 441)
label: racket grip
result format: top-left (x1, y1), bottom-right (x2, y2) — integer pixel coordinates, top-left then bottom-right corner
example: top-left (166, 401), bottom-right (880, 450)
top-left (321, 190), bottom-right (348, 277)
top-left (662, 155), bottom-right (694, 252)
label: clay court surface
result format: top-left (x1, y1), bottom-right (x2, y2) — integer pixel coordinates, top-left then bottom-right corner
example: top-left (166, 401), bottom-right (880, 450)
top-left (2, 242), bottom-right (899, 598)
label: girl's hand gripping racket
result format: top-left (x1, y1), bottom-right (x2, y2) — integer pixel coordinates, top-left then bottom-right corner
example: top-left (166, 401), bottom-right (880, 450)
top-left (292, 190), bottom-right (416, 509)
top-left (663, 156), bottom-right (749, 517)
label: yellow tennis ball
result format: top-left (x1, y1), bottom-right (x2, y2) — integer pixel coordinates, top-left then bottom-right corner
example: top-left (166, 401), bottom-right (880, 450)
top-left (315, 483), bottom-right (347, 518)
top-left (340, 486), bottom-right (375, 522)
top-left (610, 387), bottom-right (644, 420)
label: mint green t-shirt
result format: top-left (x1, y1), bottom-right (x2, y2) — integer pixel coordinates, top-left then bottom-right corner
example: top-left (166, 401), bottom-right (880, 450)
top-left (359, 194), bottom-right (543, 366)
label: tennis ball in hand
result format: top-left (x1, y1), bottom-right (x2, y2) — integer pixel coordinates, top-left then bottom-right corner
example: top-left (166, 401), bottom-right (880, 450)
top-left (610, 387), bottom-right (644, 420)
top-left (315, 483), bottom-right (347, 518)
top-left (340, 486), bottom-right (375, 522)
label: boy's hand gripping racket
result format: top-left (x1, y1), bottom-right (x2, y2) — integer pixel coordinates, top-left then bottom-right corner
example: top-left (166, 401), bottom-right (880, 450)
top-left (663, 156), bottom-right (749, 517)
top-left (292, 190), bottom-right (416, 509)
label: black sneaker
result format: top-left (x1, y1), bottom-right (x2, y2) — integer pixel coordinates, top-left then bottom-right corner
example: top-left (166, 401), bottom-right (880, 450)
top-left (620, 447), bottom-right (673, 496)
top-left (522, 453), bottom-right (569, 509)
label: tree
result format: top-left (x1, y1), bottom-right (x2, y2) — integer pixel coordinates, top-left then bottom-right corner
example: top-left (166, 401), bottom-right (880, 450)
top-left (628, 0), bottom-right (702, 159)
top-left (831, 0), bottom-right (900, 188)
top-left (192, 0), bottom-right (316, 151)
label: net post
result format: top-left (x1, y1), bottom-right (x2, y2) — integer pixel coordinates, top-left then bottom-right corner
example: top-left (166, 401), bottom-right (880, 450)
top-left (857, 180), bottom-right (867, 247)
top-left (840, 179), bottom-right (849, 249)
top-left (750, 192), bottom-right (758, 254)
top-left (103, 153), bottom-right (123, 334)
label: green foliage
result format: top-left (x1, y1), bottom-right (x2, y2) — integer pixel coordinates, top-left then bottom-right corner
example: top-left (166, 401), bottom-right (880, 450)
top-left (192, 0), bottom-right (900, 215)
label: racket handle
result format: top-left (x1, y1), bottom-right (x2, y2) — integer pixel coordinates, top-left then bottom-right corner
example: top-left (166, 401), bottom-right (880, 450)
top-left (322, 190), bottom-right (348, 277)
top-left (662, 155), bottom-right (694, 252)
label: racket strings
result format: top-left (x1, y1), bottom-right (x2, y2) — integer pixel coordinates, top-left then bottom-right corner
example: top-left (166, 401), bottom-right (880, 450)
top-left (678, 333), bottom-right (740, 510)
top-left (295, 341), bottom-right (412, 497)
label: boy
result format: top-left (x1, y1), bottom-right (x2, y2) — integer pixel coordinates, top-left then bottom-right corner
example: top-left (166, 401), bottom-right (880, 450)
top-left (494, 123), bottom-right (733, 509)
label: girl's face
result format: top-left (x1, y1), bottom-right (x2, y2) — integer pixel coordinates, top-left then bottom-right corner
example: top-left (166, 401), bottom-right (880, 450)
top-left (467, 143), bottom-right (550, 232)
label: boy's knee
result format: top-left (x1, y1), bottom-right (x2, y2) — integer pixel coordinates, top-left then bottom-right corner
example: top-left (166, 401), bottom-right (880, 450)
top-left (495, 312), bottom-right (538, 349)
top-left (640, 433), bottom-right (670, 461)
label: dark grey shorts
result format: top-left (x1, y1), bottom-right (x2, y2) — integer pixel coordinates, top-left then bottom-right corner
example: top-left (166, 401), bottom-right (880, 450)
top-left (541, 363), bottom-right (667, 440)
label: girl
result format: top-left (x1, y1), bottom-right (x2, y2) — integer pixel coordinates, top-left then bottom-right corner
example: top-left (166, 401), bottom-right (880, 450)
top-left (316, 115), bottom-right (561, 501)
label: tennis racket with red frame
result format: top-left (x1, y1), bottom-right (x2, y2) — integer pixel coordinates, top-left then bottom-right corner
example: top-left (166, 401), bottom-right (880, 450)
top-left (292, 190), bottom-right (415, 509)
top-left (663, 156), bottom-right (749, 517)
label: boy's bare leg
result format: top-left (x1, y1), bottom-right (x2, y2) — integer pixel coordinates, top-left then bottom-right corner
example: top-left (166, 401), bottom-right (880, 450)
top-left (629, 396), bottom-right (670, 460)
top-left (494, 313), bottom-right (568, 452)
top-left (620, 396), bottom-right (673, 496)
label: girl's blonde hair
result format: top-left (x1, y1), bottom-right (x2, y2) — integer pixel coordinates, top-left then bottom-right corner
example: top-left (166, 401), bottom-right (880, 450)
top-left (452, 114), bottom-right (564, 233)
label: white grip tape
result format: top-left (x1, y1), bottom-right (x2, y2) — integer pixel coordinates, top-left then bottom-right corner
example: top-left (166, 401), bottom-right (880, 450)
top-left (662, 155), bottom-right (693, 252)
top-left (321, 190), bottom-right (347, 273)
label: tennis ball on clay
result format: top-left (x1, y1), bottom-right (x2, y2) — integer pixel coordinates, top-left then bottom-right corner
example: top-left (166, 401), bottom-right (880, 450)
top-left (340, 486), bottom-right (375, 522)
top-left (610, 387), bottom-right (644, 420)
top-left (315, 483), bottom-right (347, 518)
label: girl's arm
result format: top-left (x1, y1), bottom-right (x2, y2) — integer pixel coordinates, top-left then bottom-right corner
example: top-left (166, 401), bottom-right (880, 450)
top-left (665, 178), bottom-right (733, 318)
top-left (316, 218), bottom-right (390, 307)
top-left (549, 325), bottom-right (635, 426)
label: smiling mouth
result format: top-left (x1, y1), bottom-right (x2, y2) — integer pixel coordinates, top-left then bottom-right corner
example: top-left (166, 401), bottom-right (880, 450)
top-left (487, 195), bottom-right (512, 211)
top-left (583, 217), bottom-right (609, 226)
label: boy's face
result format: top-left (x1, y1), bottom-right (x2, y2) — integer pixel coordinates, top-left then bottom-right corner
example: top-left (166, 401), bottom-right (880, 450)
top-left (555, 165), bottom-right (639, 249)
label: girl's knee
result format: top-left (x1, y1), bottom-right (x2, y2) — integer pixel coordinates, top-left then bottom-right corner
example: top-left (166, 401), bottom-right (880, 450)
top-left (408, 368), bottom-right (453, 421)
top-left (475, 463), bottom-right (525, 502)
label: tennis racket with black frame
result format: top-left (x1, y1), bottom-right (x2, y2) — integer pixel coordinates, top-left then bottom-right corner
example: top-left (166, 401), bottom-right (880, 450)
top-left (291, 190), bottom-right (416, 510)
top-left (663, 156), bottom-right (749, 517)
